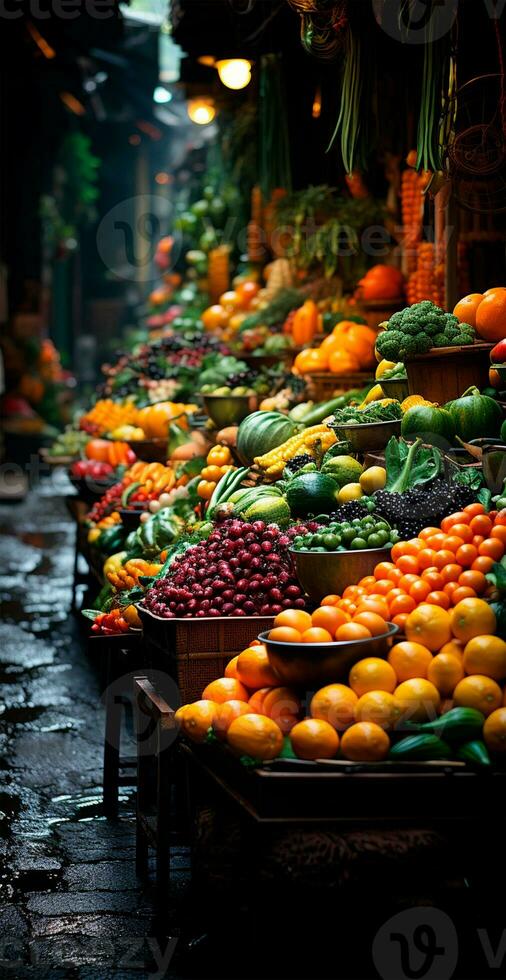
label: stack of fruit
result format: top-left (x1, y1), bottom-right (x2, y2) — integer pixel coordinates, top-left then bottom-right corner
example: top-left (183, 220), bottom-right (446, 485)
top-left (175, 597), bottom-right (506, 767)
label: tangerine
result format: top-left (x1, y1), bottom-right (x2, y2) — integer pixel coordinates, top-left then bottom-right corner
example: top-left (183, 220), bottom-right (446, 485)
top-left (236, 646), bottom-right (278, 689)
top-left (395, 678), bottom-right (441, 722)
top-left (349, 657), bottom-right (397, 697)
top-left (227, 714), bottom-right (284, 760)
top-left (310, 684), bottom-right (358, 731)
top-left (290, 719), bottom-right (339, 760)
top-left (354, 691), bottom-right (402, 730)
top-left (450, 598), bottom-right (496, 643)
top-left (404, 604), bottom-right (452, 651)
top-left (340, 722), bottom-right (390, 761)
top-left (453, 675), bottom-right (502, 716)
top-left (427, 653), bottom-right (464, 696)
top-left (483, 708), bottom-right (506, 752)
top-left (202, 677), bottom-right (249, 704)
top-left (463, 635), bottom-right (506, 681)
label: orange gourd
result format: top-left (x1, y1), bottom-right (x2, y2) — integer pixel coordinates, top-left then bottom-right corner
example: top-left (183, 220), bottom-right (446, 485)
top-left (85, 439), bottom-right (135, 466)
top-left (332, 323), bottom-right (376, 368)
top-left (136, 403), bottom-right (190, 440)
top-left (328, 349), bottom-right (361, 374)
top-left (291, 299), bottom-right (319, 346)
top-left (293, 348), bottom-right (328, 373)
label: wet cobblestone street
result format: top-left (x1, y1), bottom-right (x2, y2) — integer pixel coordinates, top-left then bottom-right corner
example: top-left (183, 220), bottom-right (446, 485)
top-left (0, 480), bottom-right (182, 979)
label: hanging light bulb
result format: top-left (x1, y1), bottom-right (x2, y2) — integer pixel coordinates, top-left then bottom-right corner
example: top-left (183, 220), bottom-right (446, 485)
top-left (216, 59), bottom-right (252, 90)
top-left (187, 98), bottom-right (216, 125)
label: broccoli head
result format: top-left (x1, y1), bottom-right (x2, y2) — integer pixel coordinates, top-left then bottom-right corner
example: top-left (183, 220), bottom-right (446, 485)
top-left (433, 333), bottom-right (450, 348)
top-left (399, 333), bottom-right (432, 357)
top-left (376, 329), bottom-right (405, 361)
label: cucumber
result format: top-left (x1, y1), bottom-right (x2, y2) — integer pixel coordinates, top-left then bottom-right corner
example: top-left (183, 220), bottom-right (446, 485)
top-left (389, 734), bottom-right (452, 761)
top-left (415, 708), bottom-right (485, 744)
top-left (456, 740), bottom-right (492, 768)
top-left (121, 481), bottom-right (141, 507)
top-left (298, 396), bottom-right (349, 427)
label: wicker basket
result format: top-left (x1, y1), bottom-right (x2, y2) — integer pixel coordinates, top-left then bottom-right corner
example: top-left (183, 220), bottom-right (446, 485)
top-left (138, 606), bottom-right (274, 704)
top-left (405, 343), bottom-right (493, 403)
top-left (304, 371), bottom-right (372, 403)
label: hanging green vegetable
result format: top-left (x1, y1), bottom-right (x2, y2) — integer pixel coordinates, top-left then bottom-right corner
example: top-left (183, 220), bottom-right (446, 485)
top-left (327, 27), bottom-right (367, 174)
top-left (259, 55), bottom-right (292, 201)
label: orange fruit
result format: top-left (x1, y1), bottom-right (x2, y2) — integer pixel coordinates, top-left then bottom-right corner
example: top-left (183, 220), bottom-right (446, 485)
top-left (262, 686), bottom-right (301, 733)
top-left (201, 304), bottom-right (229, 330)
top-left (421, 570), bottom-right (444, 591)
top-left (463, 635), bottom-right (506, 681)
top-left (273, 609), bottom-right (312, 633)
top-left (182, 700), bottom-right (217, 742)
top-left (479, 537), bottom-right (504, 561)
top-left (417, 549), bottom-right (438, 570)
top-left (340, 722), bottom-right (390, 761)
top-left (374, 579), bottom-right (395, 595)
top-left (443, 581), bottom-right (460, 602)
top-left (202, 677), bottom-right (249, 704)
top-left (301, 627), bottom-right (334, 643)
top-left (336, 622), bottom-right (371, 641)
top-left (457, 570), bottom-right (486, 594)
top-left (355, 597), bottom-right (389, 619)
top-left (354, 690), bottom-right (402, 730)
top-left (405, 604), bottom-right (452, 651)
top-left (310, 684), bottom-right (358, 731)
top-left (174, 704), bottom-right (189, 726)
top-left (352, 611), bottom-right (388, 636)
top-left (392, 613), bottom-right (409, 631)
top-left (388, 640), bottom-right (433, 681)
top-left (441, 511), bottom-right (470, 533)
top-left (450, 523), bottom-right (473, 543)
top-left (311, 605), bottom-right (349, 635)
top-left (290, 719), bottom-right (339, 760)
top-left (451, 586), bottom-right (477, 604)
top-left (395, 678), bottom-right (441, 722)
top-left (224, 655), bottom-right (240, 679)
top-left (425, 590), bottom-right (450, 610)
top-left (491, 525), bottom-right (506, 544)
top-left (321, 594), bottom-right (340, 606)
top-left (470, 514), bottom-right (492, 536)
top-left (409, 579), bottom-right (431, 603)
top-left (433, 549), bottom-right (458, 571)
top-left (441, 564), bottom-right (463, 584)
top-left (349, 657), bottom-right (397, 697)
top-left (400, 573), bottom-right (421, 592)
top-left (268, 626), bottom-right (302, 643)
top-left (453, 675), bottom-right (502, 716)
top-left (396, 555), bottom-right (420, 575)
top-left (248, 687), bottom-right (272, 713)
top-left (440, 639), bottom-right (465, 660)
top-left (455, 544), bottom-right (478, 567)
top-left (427, 653), bottom-right (465, 696)
top-left (471, 556), bottom-right (495, 574)
top-left (450, 598), bottom-right (496, 643)
top-left (419, 526), bottom-right (441, 541)
top-left (212, 700), bottom-right (252, 739)
top-left (464, 503), bottom-right (486, 517)
top-left (236, 646), bottom-right (278, 689)
top-left (227, 713), bottom-right (283, 760)
top-left (483, 708), bottom-right (506, 752)
top-left (475, 288), bottom-right (506, 342)
top-left (374, 560), bottom-right (396, 578)
top-left (453, 292), bottom-right (484, 327)
top-left (389, 594), bottom-right (416, 617)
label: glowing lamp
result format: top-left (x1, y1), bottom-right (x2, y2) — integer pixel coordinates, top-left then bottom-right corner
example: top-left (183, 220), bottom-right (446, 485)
top-left (216, 59), bottom-right (251, 91)
top-left (187, 98), bottom-right (216, 125)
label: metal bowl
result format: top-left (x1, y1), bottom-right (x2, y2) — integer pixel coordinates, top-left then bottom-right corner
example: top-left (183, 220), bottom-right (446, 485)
top-left (379, 378), bottom-right (409, 401)
top-left (203, 394), bottom-right (257, 428)
top-left (335, 419), bottom-right (402, 454)
top-left (126, 438), bottom-right (168, 463)
top-left (290, 546), bottom-right (392, 605)
top-left (258, 625), bottom-right (399, 688)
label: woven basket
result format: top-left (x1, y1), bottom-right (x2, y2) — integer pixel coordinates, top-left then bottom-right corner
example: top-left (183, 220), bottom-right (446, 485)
top-left (138, 607), bottom-right (274, 704)
top-left (305, 371), bottom-right (372, 403)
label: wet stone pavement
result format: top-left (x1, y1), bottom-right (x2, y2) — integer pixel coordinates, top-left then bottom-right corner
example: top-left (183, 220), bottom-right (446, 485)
top-left (0, 480), bottom-right (188, 979)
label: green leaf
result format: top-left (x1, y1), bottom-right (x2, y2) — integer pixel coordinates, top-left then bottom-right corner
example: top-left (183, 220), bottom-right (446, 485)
top-left (81, 609), bottom-right (99, 621)
top-left (477, 487), bottom-right (493, 511)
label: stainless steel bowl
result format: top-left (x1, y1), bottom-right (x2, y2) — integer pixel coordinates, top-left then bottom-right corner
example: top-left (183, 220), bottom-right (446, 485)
top-left (290, 546), bottom-right (392, 604)
top-left (335, 419), bottom-right (402, 454)
top-left (258, 624), bottom-right (399, 688)
top-left (379, 378), bottom-right (409, 401)
top-left (203, 394), bottom-right (257, 428)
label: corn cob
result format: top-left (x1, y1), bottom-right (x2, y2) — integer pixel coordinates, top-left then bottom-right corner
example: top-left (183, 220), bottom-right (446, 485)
top-left (254, 425), bottom-right (336, 478)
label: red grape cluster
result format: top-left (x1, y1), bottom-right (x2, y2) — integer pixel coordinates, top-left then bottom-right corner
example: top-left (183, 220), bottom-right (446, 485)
top-left (87, 482), bottom-right (124, 522)
top-left (143, 518), bottom-right (317, 619)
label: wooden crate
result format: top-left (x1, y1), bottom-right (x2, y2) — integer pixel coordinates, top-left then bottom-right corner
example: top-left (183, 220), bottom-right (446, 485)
top-left (405, 343), bottom-right (493, 403)
top-left (304, 371), bottom-right (372, 403)
top-left (138, 607), bottom-right (274, 704)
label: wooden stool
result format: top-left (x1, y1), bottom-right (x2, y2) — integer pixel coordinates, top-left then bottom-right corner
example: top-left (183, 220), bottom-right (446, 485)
top-left (134, 676), bottom-right (176, 897)
top-left (89, 632), bottom-right (144, 817)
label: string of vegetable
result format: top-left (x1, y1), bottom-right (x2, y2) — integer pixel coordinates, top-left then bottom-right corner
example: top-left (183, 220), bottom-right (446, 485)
top-left (327, 27), bottom-right (366, 175)
top-left (416, 2), bottom-right (453, 172)
top-left (259, 54), bottom-right (292, 201)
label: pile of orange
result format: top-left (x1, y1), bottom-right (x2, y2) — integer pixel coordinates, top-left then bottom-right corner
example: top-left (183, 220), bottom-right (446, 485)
top-left (293, 321), bottom-right (377, 375)
top-left (453, 287), bottom-right (506, 343)
top-left (175, 595), bottom-right (506, 763)
top-left (268, 606), bottom-right (391, 645)
top-left (319, 504), bottom-right (504, 633)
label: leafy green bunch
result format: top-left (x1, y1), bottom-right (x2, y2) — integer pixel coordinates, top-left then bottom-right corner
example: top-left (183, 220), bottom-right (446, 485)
top-left (376, 301), bottom-right (475, 362)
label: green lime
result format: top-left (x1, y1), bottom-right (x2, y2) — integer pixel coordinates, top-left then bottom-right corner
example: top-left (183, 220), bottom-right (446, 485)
top-left (323, 534), bottom-right (339, 550)
top-left (367, 533), bottom-right (381, 548)
top-left (341, 527), bottom-right (356, 544)
top-left (351, 537), bottom-right (367, 550)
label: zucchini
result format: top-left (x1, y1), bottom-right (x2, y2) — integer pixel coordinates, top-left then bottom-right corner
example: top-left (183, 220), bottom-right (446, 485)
top-left (416, 707), bottom-right (485, 744)
top-left (456, 740), bottom-right (491, 768)
top-left (389, 734), bottom-right (452, 761)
